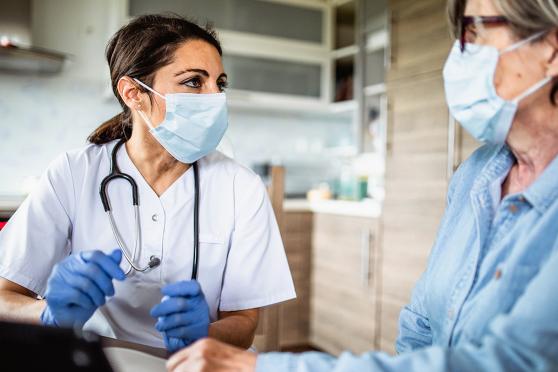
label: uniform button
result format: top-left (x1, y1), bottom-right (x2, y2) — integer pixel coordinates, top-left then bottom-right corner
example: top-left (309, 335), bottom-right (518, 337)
top-left (152, 214), bottom-right (159, 222)
top-left (447, 309), bottom-right (454, 319)
top-left (494, 269), bottom-right (502, 280)
top-left (508, 204), bottom-right (518, 213)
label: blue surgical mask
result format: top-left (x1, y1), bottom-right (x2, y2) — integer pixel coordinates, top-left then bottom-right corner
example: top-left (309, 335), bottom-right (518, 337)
top-left (133, 78), bottom-right (228, 164)
top-left (443, 32), bottom-right (551, 144)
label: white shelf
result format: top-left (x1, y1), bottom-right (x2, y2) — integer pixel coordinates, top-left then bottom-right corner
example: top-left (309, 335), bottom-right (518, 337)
top-left (329, 99), bottom-right (357, 113)
top-left (365, 29), bottom-right (388, 53)
top-left (364, 83), bottom-right (386, 96)
top-left (227, 89), bottom-right (355, 117)
top-left (331, 44), bottom-right (358, 59)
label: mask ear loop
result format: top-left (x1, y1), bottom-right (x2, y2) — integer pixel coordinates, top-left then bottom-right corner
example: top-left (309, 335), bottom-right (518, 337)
top-left (512, 76), bottom-right (552, 104)
top-left (133, 78), bottom-right (166, 100)
top-left (132, 78), bottom-right (167, 130)
top-left (501, 31), bottom-right (547, 55)
top-left (498, 31), bottom-right (553, 103)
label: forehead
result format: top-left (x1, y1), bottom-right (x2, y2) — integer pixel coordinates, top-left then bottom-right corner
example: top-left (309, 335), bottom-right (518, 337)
top-left (170, 39), bottom-right (223, 68)
top-left (464, 0), bottom-right (501, 16)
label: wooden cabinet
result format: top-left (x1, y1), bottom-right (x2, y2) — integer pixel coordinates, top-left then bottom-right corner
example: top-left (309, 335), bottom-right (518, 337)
top-left (310, 212), bottom-right (380, 355)
top-left (378, 0), bottom-right (452, 354)
top-left (279, 211), bottom-right (313, 348)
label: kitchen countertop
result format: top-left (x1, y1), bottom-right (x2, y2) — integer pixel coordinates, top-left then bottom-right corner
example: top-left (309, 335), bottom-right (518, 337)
top-left (284, 198), bottom-right (382, 219)
top-left (0, 195), bottom-right (382, 219)
top-left (0, 194), bottom-right (26, 215)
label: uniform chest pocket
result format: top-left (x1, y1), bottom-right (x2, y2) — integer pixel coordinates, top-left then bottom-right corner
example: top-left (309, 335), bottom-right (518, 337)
top-left (198, 234), bottom-right (228, 271)
top-left (199, 234), bottom-right (226, 245)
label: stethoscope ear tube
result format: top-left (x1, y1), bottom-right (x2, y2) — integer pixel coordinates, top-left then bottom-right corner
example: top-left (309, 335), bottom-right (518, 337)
top-left (100, 139), bottom-right (139, 212)
top-left (191, 161), bottom-right (200, 281)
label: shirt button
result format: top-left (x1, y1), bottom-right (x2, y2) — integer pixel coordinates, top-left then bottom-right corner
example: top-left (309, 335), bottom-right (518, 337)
top-left (518, 196), bottom-right (526, 203)
top-left (447, 309), bottom-right (454, 319)
top-left (508, 204), bottom-right (518, 213)
top-left (152, 214), bottom-right (159, 222)
top-left (495, 269), bottom-right (503, 280)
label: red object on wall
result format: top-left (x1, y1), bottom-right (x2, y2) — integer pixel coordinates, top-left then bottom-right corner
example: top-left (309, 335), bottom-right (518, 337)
top-left (0, 221), bottom-right (7, 230)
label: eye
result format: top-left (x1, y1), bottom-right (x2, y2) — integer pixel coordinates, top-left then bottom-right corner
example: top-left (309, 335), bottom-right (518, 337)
top-left (218, 80), bottom-right (229, 92)
top-left (181, 77), bottom-right (202, 89)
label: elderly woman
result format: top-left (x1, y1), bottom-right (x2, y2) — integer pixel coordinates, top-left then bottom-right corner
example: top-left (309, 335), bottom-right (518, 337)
top-left (165, 0), bottom-right (558, 371)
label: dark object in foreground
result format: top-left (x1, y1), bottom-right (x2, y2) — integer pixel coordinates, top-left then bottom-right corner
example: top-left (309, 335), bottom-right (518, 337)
top-left (0, 320), bottom-right (113, 371)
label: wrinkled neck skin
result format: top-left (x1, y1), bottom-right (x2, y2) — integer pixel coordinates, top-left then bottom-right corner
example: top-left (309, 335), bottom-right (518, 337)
top-left (502, 88), bottom-right (558, 197)
top-left (125, 112), bottom-right (190, 196)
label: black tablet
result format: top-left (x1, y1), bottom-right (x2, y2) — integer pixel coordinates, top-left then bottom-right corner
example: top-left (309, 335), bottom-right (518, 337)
top-left (0, 320), bottom-right (113, 372)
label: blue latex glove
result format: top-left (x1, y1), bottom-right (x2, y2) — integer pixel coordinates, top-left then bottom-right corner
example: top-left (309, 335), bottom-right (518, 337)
top-left (40, 249), bottom-right (126, 328)
top-left (150, 280), bottom-right (210, 353)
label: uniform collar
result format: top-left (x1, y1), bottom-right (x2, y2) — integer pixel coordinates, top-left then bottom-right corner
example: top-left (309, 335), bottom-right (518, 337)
top-left (112, 140), bottom-right (195, 208)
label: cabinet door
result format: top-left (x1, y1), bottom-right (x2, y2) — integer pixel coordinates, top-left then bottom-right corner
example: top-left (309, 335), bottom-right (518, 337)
top-left (129, 0), bottom-right (324, 44)
top-left (222, 54), bottom-right (322, 98)
top-left (310, 213), bottom-right (379, 355)
top-left (280, 211), bottom-right (313, 348)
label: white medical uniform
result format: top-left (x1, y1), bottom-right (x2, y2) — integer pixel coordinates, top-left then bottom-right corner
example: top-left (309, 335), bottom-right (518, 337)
top-left (0, 140), bottom-right (296, 347)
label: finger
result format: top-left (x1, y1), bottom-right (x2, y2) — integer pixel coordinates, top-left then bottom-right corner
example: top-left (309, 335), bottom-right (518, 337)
top-left (60, 266), bottom-right (105, 308)
top-left (81, 250), bottom-right (126, 281)
top-left (151, 297), bottom-right (200, 318)
top-left (155, 313), bottom-right (197, 332)
top-left (164, 325), bottom-right (202, 339)
top-left (166, 347), bottom-right (192, 371)
top-left (162, 281), bottom-right (202, 298)
top-left (109, 249), bottom-right (122, 265)
top-left (64, 287), bottom-right (100, 309)
top-left (76, 260), bottom-right (116, 297)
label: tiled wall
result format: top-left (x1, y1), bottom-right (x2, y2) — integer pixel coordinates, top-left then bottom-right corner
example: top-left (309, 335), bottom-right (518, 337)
top-left (0, 73), bottom-right (352, 196)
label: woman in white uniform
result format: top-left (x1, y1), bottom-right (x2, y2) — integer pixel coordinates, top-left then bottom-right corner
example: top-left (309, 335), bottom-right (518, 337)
top-left (0, 14), bottom-right (295, 352)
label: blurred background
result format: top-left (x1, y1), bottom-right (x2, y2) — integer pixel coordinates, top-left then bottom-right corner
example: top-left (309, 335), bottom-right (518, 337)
top-left (0, 0), bottom-right (479, 356)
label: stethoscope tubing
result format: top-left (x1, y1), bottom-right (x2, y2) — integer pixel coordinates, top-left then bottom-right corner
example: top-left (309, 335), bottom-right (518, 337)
top-left (99, 139), bottom-right (200, 279)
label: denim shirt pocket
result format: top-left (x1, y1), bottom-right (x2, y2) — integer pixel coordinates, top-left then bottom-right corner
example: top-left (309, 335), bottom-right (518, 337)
top-left (460, 264), bottom-right (539, 345)
top-left (503, 263), bottom-right (540, 297)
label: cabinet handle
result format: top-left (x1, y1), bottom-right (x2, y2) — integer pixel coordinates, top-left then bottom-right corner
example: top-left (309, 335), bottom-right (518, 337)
top-left (360, 229), bottom-right (371, 288)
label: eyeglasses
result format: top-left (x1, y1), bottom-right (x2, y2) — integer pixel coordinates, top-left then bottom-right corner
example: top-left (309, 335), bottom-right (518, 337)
top-left (459, 16), bottom-right (509, 51)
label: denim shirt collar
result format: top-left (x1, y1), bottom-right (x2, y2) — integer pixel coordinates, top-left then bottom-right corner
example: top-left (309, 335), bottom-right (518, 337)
top-left (523, 149), bottom-right (558, 214)
top-left (472, 145), bottom-right (558, 214)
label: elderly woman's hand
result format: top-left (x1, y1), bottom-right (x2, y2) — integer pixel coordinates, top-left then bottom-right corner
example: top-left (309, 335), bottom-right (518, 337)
top-left (166, 338), bottom-right (257, 372)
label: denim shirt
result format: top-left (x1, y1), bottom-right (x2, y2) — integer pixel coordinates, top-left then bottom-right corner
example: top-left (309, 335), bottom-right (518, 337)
top-left (256, 144), bottom-right (558, 371)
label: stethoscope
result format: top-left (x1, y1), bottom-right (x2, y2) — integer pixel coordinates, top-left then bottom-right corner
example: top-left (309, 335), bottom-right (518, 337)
top-left (99, 139), bottom-right (200, 279)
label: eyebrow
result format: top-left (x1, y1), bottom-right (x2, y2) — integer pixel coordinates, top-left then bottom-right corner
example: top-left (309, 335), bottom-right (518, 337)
top-left (174, 68), bottom-right (228, 80)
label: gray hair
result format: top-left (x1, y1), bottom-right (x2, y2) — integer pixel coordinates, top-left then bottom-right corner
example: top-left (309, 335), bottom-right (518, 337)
top-left (448, 0), bottom-right (558, 38)
top-left (447, 0), bottom-right (558, 103)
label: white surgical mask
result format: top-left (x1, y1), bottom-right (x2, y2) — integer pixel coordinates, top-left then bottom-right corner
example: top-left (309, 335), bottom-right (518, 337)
top-left (133, 78), bottom-right (229, 164)
top-left (443, 32), bottom-right (552, 144)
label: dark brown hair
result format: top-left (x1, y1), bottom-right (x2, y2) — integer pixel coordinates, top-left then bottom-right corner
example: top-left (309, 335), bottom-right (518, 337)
top-left (447, 0), bottom-right (558, 104)
top-left (88, 14), bottom-right (222, 144)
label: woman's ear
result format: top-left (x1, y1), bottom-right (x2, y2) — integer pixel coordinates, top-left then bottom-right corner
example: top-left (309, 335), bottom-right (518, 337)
top-left (545, 29), bottom-right (558, 78)
top-left (117, 77), bottom-right (145, 111)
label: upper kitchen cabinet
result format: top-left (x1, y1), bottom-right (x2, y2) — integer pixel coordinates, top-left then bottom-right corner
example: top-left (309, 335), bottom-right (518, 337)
top-left (127, 0), bottom-right (331, 106)
top-left (30, 0), bottom-right (118, 80)
top-left (129, 0), bottom-right (326, 44)
top-left (330, 0), bottom-right (389, 153)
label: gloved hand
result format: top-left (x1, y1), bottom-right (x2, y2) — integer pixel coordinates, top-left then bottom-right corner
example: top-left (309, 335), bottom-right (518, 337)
top-left (40, 249), bottom-right (126, 328)
top-left (150, 280), bottom-right (210, 353)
